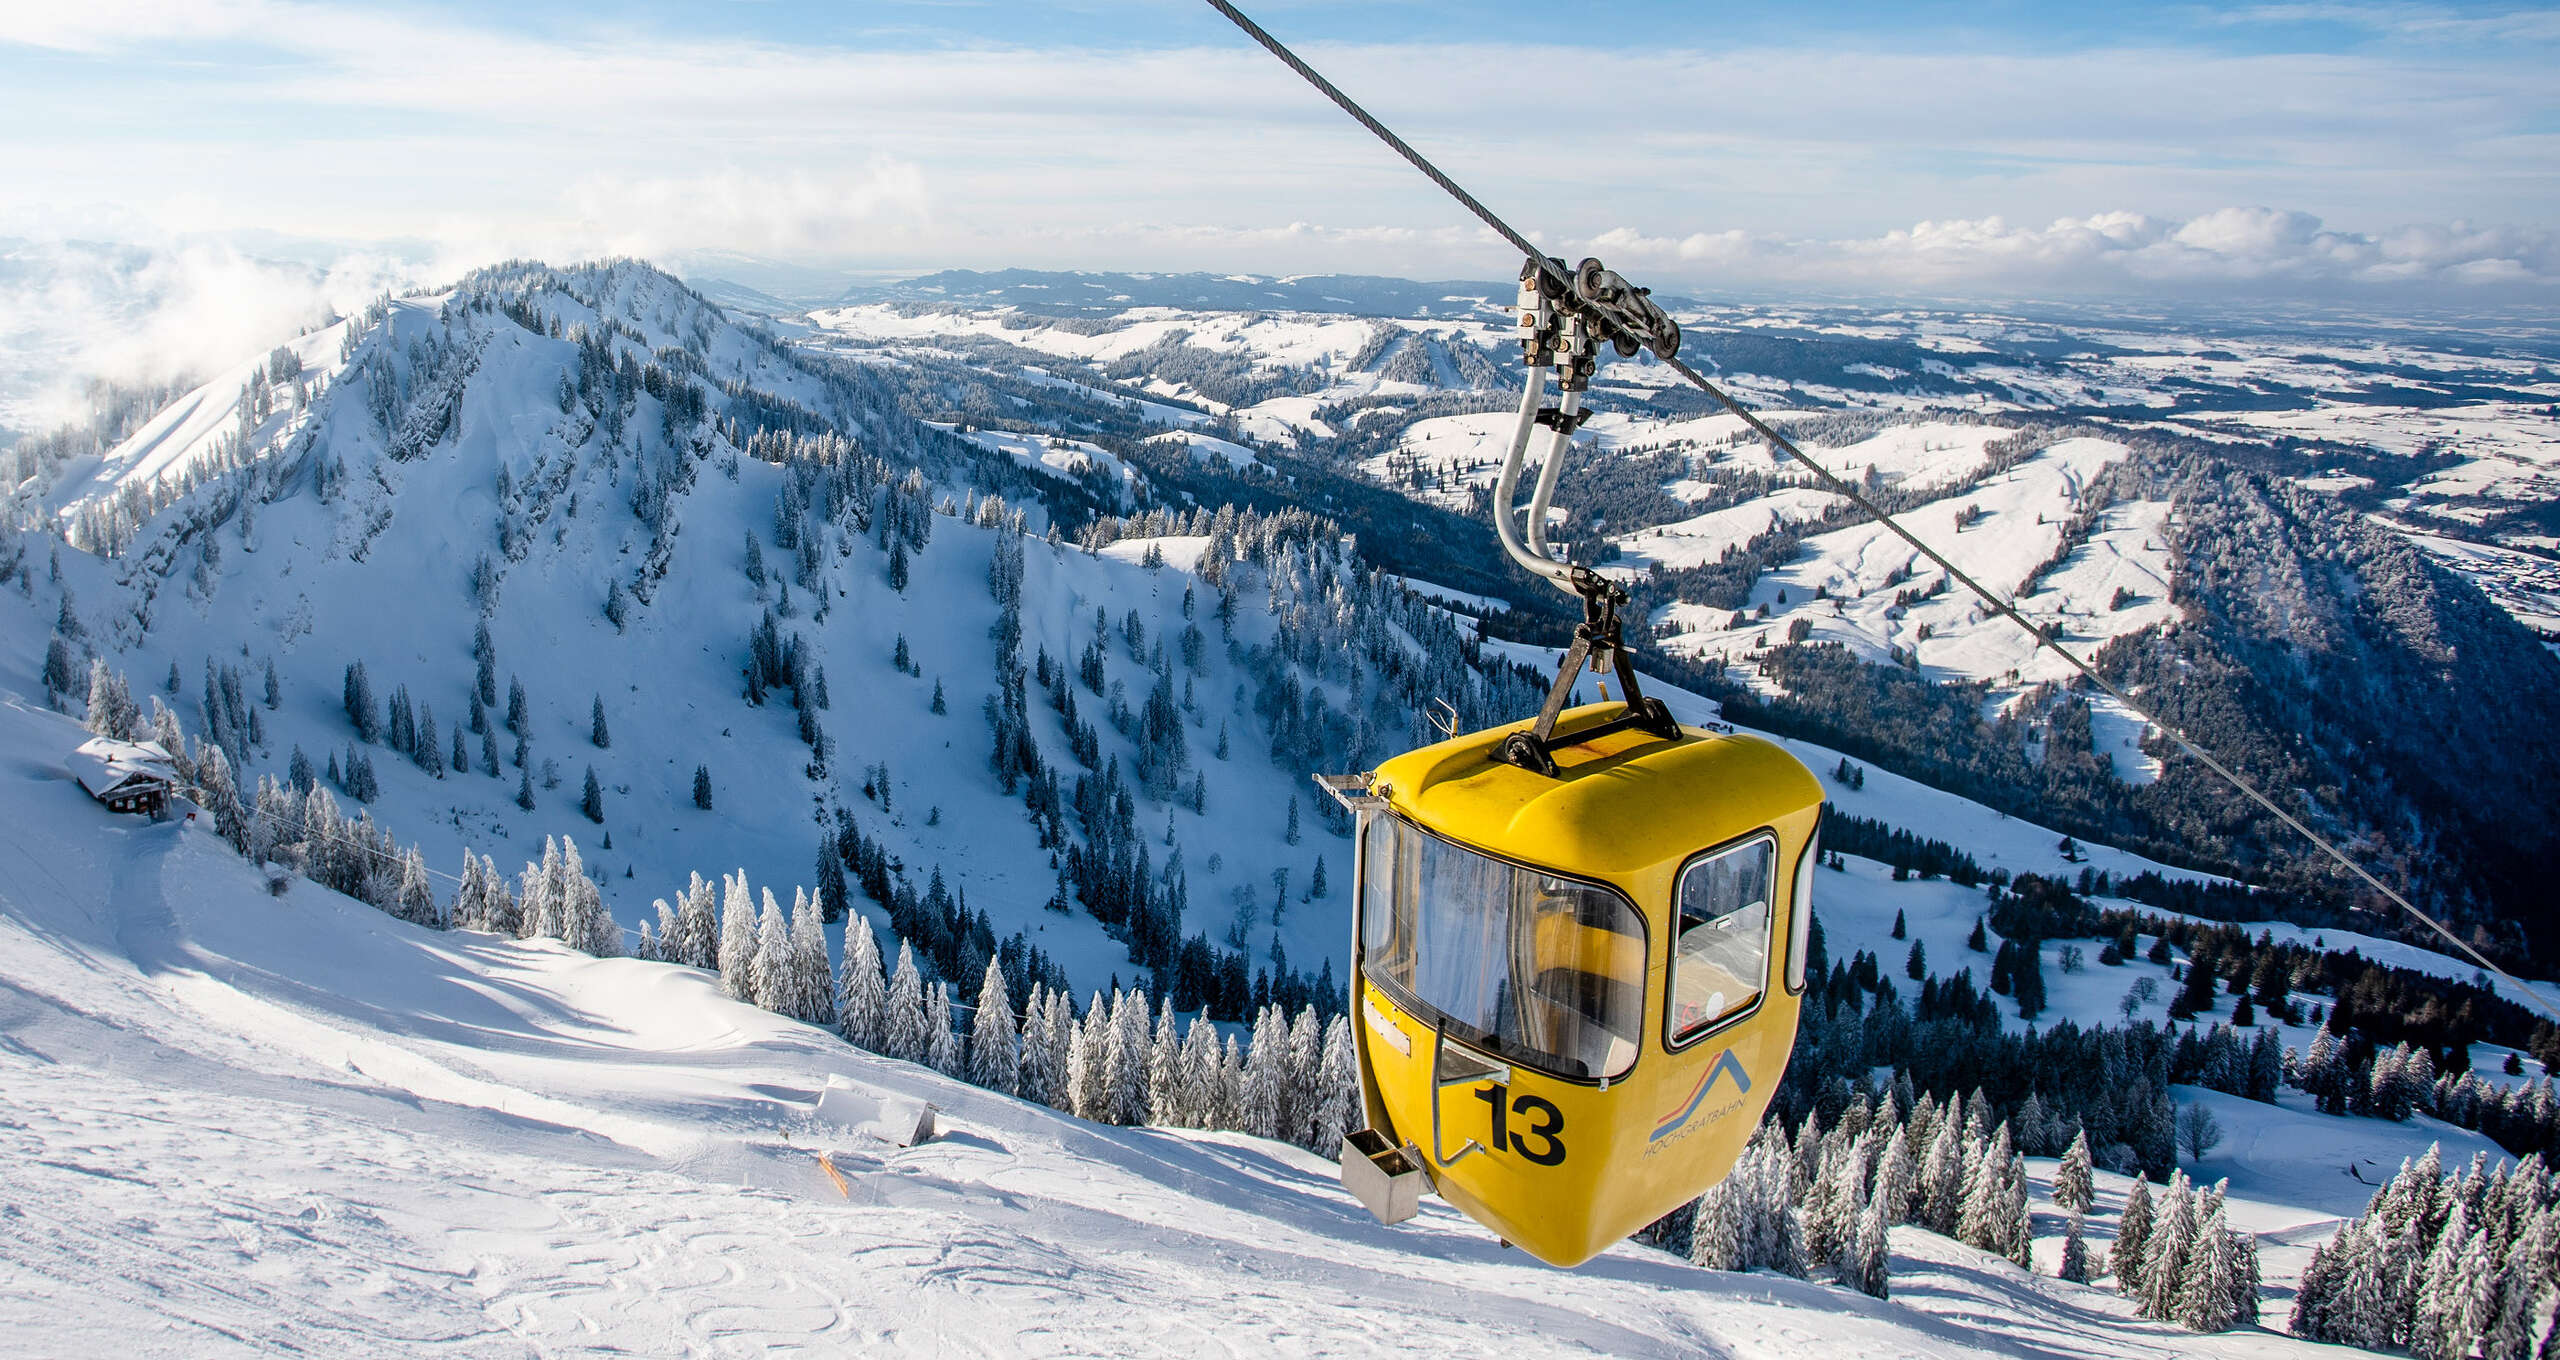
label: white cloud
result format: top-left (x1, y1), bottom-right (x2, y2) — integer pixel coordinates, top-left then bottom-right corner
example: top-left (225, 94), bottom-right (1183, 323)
top-left (0, 237), bottom-right (439, 434)
top-left (4, 3), bottom-right (2552, 279)
top-left (559, 160), bottom-right (936, 263)
top-left (1584, 209), bottom-right (2559, 299)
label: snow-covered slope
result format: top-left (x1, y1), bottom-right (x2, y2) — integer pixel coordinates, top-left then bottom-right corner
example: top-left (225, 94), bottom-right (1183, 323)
top-left (18, 261), bottom-right (1375, 1004)
top-left (0, 689), bottom-right (2374, 1355)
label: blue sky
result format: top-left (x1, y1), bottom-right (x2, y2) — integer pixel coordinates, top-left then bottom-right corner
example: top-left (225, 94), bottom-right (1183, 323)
top-left (2, 0), bottom-right (2555, 301)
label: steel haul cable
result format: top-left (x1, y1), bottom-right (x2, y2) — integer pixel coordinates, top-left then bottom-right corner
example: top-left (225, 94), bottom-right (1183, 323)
top-left (1198, 0), bottom-right (2560, 1024)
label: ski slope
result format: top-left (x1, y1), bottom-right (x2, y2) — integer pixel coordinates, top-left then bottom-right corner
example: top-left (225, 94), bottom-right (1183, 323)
top-left (0, 690), bottom-right (2370, 1357)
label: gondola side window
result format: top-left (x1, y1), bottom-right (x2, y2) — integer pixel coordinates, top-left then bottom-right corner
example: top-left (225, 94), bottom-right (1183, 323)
top-left (1360, 814), bottom-right (1644, 1082)
top-left (1667, 836), bottom-right (1775, 1047)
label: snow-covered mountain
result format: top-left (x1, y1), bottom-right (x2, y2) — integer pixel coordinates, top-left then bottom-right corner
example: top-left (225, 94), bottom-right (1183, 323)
top-left (796, 282), bottom-right (2560, 954)
top-left (9, 255), bottom-right (2560, 1354)
top-left (798, 278), bottom-right (2560, 642)
top-left (8, 260), bottom-right (1423, 1012)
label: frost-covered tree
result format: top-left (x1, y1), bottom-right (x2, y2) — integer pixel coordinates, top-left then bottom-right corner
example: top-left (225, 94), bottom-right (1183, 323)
top-left (2409, 1205), bottom-right (2476, 1360)
top-left (452, 852), bottom-right (496, 931)
top-left (1145, 998), bottom-right (1180, 1125)
top-left (557, 838), bottom-right (617, 956)
top-left (392, 848), bottom-right (440, 927)
top-left (86, 658), bottom-right (138, 740)
top-left (1033, 990), bottom-right (1076, 1113)
top-left (1804, 1138), bottom-right (1858, 1271)
top-left (968, 958), bottom-right (1020, 1095)
top-left (673, 872), bottom-right (718, 970)
top-left (1957, 1123), bottom-right (2008, 1253)
top-left (1098, 991), bottom-right (1147, 1126)
top-left (926, 983), bottom-right (962, 1076)
top-left (1240, 1006), bottom-right (1288, 1139)
top-left (1848, 1187), bottom-right (1893, 1299)
top-left (787, 888), bottom-right (834, 1025)
top-left (473, 852), bottom-right (520, 934)
top-left (193, 742), bottom-right (249, 852)
top-left (1874, 1123), bottom-right (1917, 1226)
top-left (883, 942), bottom-right (930, 1064)
top-left (717, 871), bottom-right (757, 998)
top-left (2140, 1175), bottom-right (2198, 1321)
top-left (836, 913), bottom-right (887, 1052)
top-left (2054, 1129), bottom-right (2095, 1215)
top-left (1921, 1103), bottom-right (1966, 1235)
top-left (517, 837), bottom-right (564, 940)
top-left (749, 889), bottom-right (790, 1012)
top-left (2174, 1205), bottom-right (2246, 1333)
top-left (1175, 1014), bottom-right (1220, 1129)
top-left (1309, 1016), bottom-right (1358, 1154)
top-left (1690, 1127), bottom-right (1807, 1277)
top-left (1283, 1006), bottom-right (1322, 1146)
top-left (1010, 983), bottom-right (1051, 1105)
top-left (1069, 996), bottom-right (1111, 1122)
top-left (2059, 1213), bottom-right (2090, 1284)
top-left (2116, 1176), bottom-right (2155, 1299)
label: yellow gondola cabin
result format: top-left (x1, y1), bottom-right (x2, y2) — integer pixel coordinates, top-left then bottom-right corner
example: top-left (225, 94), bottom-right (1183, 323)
top-left (1324, 703), bottom-right (1823, 1268)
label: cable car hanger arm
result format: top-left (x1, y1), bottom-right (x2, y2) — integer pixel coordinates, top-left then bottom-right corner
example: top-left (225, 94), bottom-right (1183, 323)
top-left (1198, 0), bottom-right (2560, 1023)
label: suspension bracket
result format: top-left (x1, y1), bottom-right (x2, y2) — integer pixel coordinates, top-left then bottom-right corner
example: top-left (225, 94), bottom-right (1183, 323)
top-left (1496, 566), bottom-right (1682, 778)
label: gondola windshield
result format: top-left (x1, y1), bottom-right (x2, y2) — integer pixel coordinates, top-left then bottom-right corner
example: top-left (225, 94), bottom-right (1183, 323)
top-left (1668, 837), bottom-right (1774, 1045)
top-left (1359, 814), bottom-right (1645, 1082)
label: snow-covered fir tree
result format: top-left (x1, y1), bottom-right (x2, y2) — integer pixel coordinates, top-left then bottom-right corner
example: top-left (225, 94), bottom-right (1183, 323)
top-left (717, 872), bottom-right (756, 999)
top-left (836, 914), bottom-right (887, 1052)
top-left (2053, 1129), bottom-right (2095, 1216)
top-left (1690, 1127), bottom-right (1807, 1277)
top-left (883, 942), bottom-right (930, 1065)
top-left (925, 983), bottom-right (962, 1077)
top-left (967, 959), bottom-right (1019, 1095)
top-left (2058, 1214), bottom-right (2090, 1284)
top-left (784, 888), bottom-right (835, 1025)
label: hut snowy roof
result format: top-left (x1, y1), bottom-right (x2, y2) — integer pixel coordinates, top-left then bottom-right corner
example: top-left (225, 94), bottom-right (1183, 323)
top-left (68, 736), bottom-right (177, 801)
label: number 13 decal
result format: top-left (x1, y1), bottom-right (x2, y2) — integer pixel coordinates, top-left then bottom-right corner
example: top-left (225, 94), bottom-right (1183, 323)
top-left (1469, 1084), bottom-right (1567, 1165)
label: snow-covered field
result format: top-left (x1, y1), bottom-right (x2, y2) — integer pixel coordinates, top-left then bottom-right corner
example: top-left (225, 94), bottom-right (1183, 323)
top-left (790, 291), bottom-right (2560, 650)
top-left (0, 689), bottom-right (2418, 1356)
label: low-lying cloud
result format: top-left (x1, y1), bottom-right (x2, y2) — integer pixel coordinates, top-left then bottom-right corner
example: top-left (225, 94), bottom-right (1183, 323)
top-left (1586, 208), bottom-right (2559, 300)
top-left (0, 237), bottom-right (439, 437)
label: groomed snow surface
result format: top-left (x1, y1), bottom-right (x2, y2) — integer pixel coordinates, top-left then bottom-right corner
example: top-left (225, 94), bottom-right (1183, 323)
top-left (0, 689), bottom-right (2452, 1358)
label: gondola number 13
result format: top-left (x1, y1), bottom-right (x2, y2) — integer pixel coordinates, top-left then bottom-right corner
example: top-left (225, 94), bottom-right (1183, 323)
top-left (1469, 1084), bottom-right (1567, 1165)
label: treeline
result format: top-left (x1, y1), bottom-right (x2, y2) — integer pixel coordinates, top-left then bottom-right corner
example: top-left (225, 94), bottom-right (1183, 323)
top-left (1662, 1087), bottom-right (2261, 1334)
top-left (633, 884), bottom-right (1361, 1155)
top-left (1823, 807), bottom-right (1994, 886)
top-left (2095, 906), bottom-right (2554, 1066)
